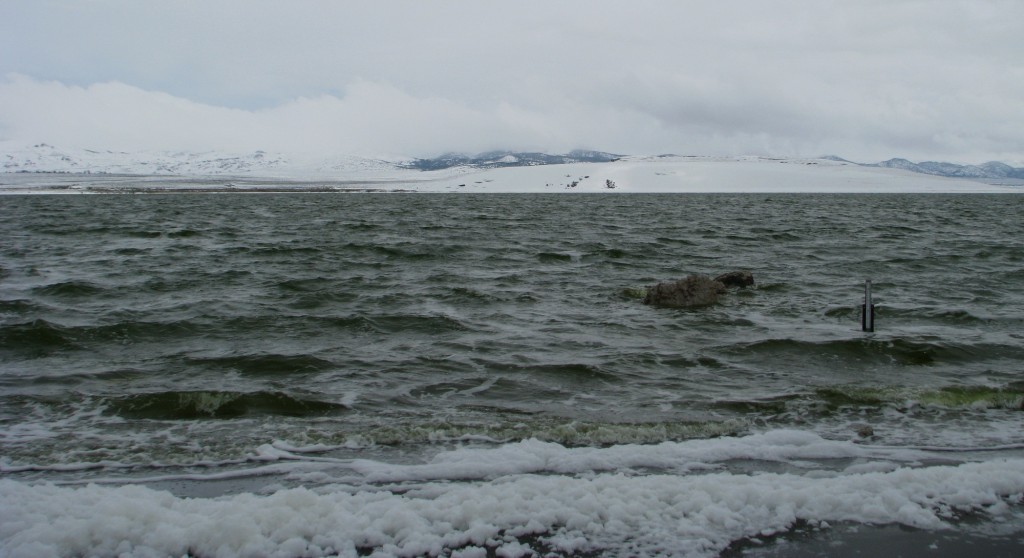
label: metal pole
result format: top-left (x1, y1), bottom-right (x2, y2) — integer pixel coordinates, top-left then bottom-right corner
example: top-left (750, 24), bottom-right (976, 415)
top-left (861, 279), bottom-right (874, 332)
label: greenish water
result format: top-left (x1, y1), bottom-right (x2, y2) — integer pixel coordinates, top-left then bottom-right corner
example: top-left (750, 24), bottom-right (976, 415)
top-left (1, 193), bottom-right (1023, 557)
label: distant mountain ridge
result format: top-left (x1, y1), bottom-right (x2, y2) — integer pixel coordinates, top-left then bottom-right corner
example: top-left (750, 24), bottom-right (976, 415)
top-left (0, 143), bottom-right (621, 176)
top-left (0, 143), bottom-right (404, 177)
top-left (403, 150), bottom-right (621, 171)
top-left (2, 142), bottom-right (1020, 180)
top-left (822, 155), bottom-right (1024, 180)
top-left (873, 158), bottom-right (1024, 179)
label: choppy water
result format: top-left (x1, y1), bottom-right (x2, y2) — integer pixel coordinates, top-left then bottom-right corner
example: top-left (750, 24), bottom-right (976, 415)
top-left (2, 192), bottom-right (1023, 557)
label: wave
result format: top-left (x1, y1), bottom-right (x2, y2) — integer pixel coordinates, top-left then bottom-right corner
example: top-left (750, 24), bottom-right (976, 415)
top-left (861, 305), bottom-right (1012, 326)
top-left (655, 236), bottom-right (698, 247)
top-left (362, 313), bottom-right (470, 334)
top-left (184, 353), bottom-right (336, 376)
top-left (283, 292), bottom-right (360, 311)
top-left (752, 282), bottom-right (789, 293)
top-left (3, 431), bottom-right (1022, 557)
top-left (38, 226), bottom-right (167, 238)
top-left (250, 245), bottom-right (323, 257)
top-left (579, 247), bottom-right (644, 262)
top-left (724, 336), bottom-right (1019, 366)
top-left (536, 251), bottom-right (574, 263)
top-left (143, 269), bottom-right (255, 292)
top-left (713, 383), bottom-right (1024, 420)
top-left (442, 286), bottom-right (497, 303)
top-left (105, 390), bottom-right (349, 419)
top-left (274, 277), bottom-right (337, 293)
top-left (340, 418), bottom-right (748, 448)
top-left (166, 229), bottom-right (201, 238)
top-left (814, 384), bottom-right (1024, 410)
top-left (339, 242), bottom-right (446, 261)
top-left (2, 367), bottom-right (151, 387)
top-left (0, 319), bottom-right (82, 357)
top-left (209, 312), bottom-right (469, 335)
top-left (0, 318), bottom-right (210, 358)
top-left (112, 247), bottom-right (151, 256)
top-left (337, 221), bottom-right (382, 231)
top-left (31, 280), bottom-right (108, 298)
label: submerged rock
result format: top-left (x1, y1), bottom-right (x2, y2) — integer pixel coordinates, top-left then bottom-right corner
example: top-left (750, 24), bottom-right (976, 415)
top-left (713, 270), bottom-right (755, 289)
top-left (643, 274), bottom-right (726, 308)
top-left (853, 423), bottom-right (875, 439)
top-left (642, 271), bottom-right (755, 308)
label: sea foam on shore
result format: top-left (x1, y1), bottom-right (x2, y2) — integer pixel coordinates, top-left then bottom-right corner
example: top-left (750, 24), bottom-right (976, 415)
top-left (3, 431), bottom-right (1023, 558)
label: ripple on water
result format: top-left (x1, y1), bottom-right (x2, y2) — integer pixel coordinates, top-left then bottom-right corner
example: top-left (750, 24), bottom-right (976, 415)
top-left (1, 193), bottom-right (1023, 469)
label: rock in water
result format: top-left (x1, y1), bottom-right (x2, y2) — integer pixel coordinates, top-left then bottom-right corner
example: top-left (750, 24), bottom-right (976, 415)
top-left (642, 271), bottom-right (755, 308)
top-left (853, 423), bottom-right (875, 439)
top-left (643, 274), bottom-right (726, 308)
top-left (713, 270), bottom-right (755, 288)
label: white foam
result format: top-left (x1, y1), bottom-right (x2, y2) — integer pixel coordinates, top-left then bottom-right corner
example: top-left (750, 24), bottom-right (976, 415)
top-left (3, 431), bottom-right (1023, 557)
top-left (338, 430), bottom-right (935, 484)
top-left (3, 457), bottom-right (1022, 557)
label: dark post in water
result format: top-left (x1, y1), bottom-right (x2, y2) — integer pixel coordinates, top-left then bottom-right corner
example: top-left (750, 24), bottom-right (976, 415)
top-left (861, 279), bottom-right (875, 332)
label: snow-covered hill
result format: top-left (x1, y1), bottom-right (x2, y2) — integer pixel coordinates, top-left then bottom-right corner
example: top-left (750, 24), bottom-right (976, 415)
top-left (0, 142), bottom-right (414, 179)
top-left (5, 142), bottom-right (1023, 183)
top-left (2, 143), bottom-right (1021, 194)
top-left (408, 155), bottom-right (1019, 193)
top-left (3, 151), bottom-right (1018, 194)
top-left (872, 158), bottom-right (1024, 179)
top-left (402, 150), bottom-right (621, 171)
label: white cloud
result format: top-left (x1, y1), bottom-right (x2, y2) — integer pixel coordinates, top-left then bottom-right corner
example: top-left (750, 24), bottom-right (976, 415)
top-left (1, 1), bottom-right (1023, 162)
top-left (0, 75), bottom-right (259, 153)
top-left (0, 75), bottom-right (561, 157)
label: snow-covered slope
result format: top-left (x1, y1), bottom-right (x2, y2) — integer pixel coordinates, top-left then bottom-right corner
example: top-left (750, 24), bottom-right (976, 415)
top-left (0, 142), bottom-right (414, 180)
top-left (1, 144), bottom-right (1020, 193)
top-left (410, 155), bottom-right (1019, 193)
top-left (874, 158), bottom-right (1024, 179)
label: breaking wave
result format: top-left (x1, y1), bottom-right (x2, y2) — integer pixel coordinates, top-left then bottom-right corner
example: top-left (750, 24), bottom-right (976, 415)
top-left (3, 431), bottom-right (1023, 558)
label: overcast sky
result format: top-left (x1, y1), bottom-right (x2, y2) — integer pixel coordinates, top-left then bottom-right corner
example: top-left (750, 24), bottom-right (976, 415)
top-left (1, 0), bottom-right (1022, 163)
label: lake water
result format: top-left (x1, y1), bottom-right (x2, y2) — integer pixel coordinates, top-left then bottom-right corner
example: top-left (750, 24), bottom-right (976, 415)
top-left (2, 192), bottom-right (1023, 557)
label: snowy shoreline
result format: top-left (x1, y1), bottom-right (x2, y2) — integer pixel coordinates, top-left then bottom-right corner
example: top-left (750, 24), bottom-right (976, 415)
top-left (3, 156), bottom-right (1022, 194)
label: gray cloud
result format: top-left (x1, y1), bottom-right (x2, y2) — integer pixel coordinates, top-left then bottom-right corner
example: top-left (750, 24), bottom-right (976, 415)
top-left (1, 0), bottom-right (1022, 163)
